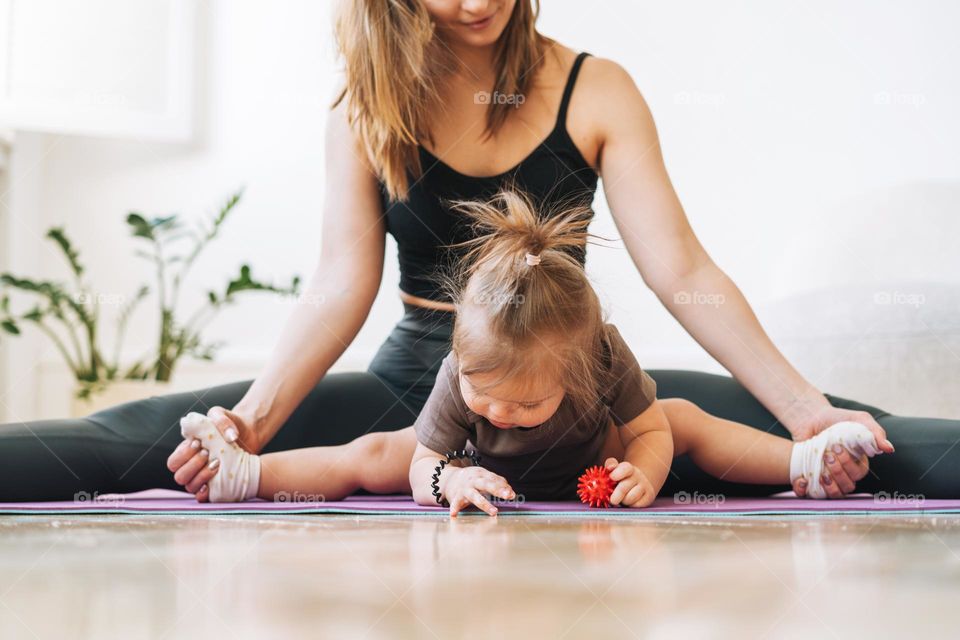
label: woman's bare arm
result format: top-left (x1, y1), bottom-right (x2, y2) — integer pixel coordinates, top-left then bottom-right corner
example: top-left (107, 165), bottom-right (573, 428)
top-left (581, 58), bottom-right (892, 457)
top-left (229, 102), bottom-right (388, 452)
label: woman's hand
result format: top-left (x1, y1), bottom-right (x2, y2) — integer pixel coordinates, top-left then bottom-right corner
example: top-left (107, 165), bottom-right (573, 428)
top-left (166, 437), bottom-right (219, 502)
top-left (793, 445), bottom-right (870, 499)
top-left (791, 406), bottom-right (894, 453)
top-left (604, 458), bottom-right (656, 508)
top-left (441, 465), bottom-right (516, 517)
top-left (791, 451), bottom-right (871, 499)
top-left (791, 406), bottom-right (893, 498)
top-left (166, 406), bottom-right (258, 502)
top-left (204, 405), bottom-right (263, 453)
top-left (792, 448), bottom-right (871, 498)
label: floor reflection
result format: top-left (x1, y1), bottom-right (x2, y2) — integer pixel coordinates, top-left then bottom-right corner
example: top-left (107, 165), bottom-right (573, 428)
top-left (1, 514), bottom-right (958, 638)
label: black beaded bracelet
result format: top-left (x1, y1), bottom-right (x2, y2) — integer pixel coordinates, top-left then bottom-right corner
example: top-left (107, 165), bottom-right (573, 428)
top-left (430, 449), bottom-right (482, 506)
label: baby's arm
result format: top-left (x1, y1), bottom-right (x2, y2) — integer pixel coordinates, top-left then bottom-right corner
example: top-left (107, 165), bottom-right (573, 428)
top-left (605, 400), bottom-right (675, 507)
top-left (409, 442), bottom-right (515, 517)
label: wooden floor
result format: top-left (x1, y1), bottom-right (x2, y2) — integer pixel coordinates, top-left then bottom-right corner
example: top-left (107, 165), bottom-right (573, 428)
top-left (1, 514), bottom-right (958, 638)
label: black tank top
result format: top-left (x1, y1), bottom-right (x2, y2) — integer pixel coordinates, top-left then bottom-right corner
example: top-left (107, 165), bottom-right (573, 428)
top-left (379, 51), bottom-right (598, 302)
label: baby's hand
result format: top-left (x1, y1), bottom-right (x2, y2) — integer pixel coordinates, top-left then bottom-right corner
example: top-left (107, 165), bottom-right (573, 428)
top-left (604, 458), bottom-right (656, 508)
top-left (441, 465), bottom-right (516, 517)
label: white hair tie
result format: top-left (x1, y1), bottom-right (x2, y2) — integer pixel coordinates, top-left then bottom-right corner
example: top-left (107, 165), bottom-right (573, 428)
top-left (525, 253), bottom-right (541, 266)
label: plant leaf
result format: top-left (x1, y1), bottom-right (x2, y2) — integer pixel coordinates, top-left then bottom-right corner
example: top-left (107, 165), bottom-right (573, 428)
top-left (1, 319), bottom-right (20, 335)
top-left (151, 215), bottom-right (180, 236)
top-left (126, 212), bottom-right (155, 240)
top-left (46, 228), bottom-right (85, 278)
top-left (218, 263), bottom-right (302, 301)
top-left (212, 189), bottom-right (244, 229)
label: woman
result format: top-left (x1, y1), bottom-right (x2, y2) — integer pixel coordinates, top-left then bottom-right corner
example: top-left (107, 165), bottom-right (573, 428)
top-left (1, 0), bottom-right (953, 501)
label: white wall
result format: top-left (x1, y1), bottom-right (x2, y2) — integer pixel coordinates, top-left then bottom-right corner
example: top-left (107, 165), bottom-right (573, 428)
top-left (1, 0), bottom-right (958, 421)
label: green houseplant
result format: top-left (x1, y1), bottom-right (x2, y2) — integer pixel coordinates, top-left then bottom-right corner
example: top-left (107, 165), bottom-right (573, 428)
top-left (0, 189), bottom-right (300, 405)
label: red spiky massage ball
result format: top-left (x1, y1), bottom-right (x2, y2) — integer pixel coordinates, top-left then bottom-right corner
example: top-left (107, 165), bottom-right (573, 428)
top-left (577, 465), bottom-right (616, 508)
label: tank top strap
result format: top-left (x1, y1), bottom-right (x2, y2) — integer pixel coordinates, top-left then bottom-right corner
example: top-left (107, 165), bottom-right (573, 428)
top-left (556, 51), bottom-right (592, 129)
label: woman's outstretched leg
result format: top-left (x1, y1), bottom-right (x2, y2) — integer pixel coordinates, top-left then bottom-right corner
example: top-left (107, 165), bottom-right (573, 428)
top-left (0, 372), bottom-right (419, 501)
top-left (650, 370), bottom-right (960, 498)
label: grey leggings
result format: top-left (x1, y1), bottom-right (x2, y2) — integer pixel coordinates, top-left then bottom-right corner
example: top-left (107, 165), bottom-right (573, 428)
top-left (0, 303), bottom-right (956, 501)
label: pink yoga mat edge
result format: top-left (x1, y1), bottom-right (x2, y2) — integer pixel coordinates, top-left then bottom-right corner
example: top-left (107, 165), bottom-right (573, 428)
top-left (0, 489), bottom-right (956, 517)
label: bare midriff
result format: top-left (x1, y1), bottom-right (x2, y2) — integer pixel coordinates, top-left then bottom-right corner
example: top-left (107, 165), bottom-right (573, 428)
top-left (399, 289), bottom-right (456, 313)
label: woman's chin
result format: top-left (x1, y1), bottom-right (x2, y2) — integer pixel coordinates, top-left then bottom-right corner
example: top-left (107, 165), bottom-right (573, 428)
top-left (443, 14), bottom-right (509, 49)
top-left (449, 29), bottom-right (504, 48)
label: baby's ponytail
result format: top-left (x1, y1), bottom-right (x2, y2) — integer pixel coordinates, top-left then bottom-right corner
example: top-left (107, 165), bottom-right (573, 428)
top-left (445, 189), bottom-right (610, 413)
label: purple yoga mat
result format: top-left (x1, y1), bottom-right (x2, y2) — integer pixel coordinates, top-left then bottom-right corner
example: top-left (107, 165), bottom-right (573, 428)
top-left (0, 489), bottom-right (956, 516)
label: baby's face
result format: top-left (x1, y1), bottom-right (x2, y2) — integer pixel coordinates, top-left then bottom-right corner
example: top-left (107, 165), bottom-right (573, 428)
top-left (458, 367), bottom-right (565, 430)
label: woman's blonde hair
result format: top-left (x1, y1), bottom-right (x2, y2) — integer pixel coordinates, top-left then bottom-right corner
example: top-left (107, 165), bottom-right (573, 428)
top-left (444, 190), bottom-right (611, 414)
top-left (333, 0), bottom-right (551, 201)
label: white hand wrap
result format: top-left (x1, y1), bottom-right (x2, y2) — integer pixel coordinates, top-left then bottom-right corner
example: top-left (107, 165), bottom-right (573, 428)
top-left (180, 411), bottom-right (261, 502)
top-left (789, 421), bottom-right (881, 499)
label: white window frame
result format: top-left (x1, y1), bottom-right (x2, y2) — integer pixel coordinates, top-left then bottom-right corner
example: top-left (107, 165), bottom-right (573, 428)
top-left (0, 0), bottom-right (197, 141)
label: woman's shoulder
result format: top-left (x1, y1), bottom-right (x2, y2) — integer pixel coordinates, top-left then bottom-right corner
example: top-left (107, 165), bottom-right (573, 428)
top-left (579, 54), bottom-right (638, 89)
top-left (539, 43), bottom-right (634, 86)
top-left (560, 51), bottom-right (649, 167)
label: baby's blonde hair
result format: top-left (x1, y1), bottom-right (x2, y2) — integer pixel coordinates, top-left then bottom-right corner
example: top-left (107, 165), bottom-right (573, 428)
top-left (444, 190), bottom-right (611, 413)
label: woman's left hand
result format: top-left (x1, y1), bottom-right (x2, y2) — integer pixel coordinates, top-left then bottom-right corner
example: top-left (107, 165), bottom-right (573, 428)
top-left (792, 406), bottom-right (895, 453)
top-left (791, 406), bottom-right (895, 498)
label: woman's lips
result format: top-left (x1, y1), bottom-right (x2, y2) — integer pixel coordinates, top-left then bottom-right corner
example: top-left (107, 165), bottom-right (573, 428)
top-left (463, 13), bottom-right (495, 30)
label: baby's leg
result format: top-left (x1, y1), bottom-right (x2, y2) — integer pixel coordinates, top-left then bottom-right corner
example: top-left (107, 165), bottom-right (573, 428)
top-left (180, 412), bottom-right (415, 502)
top-left (663, 398), bottom-right (794, 485)
top-left (258, 427), bottom-right (416, 501)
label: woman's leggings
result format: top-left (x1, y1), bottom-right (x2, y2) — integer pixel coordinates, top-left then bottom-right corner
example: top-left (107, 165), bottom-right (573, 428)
top-left (0, 303), bottom-right (957, 501)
